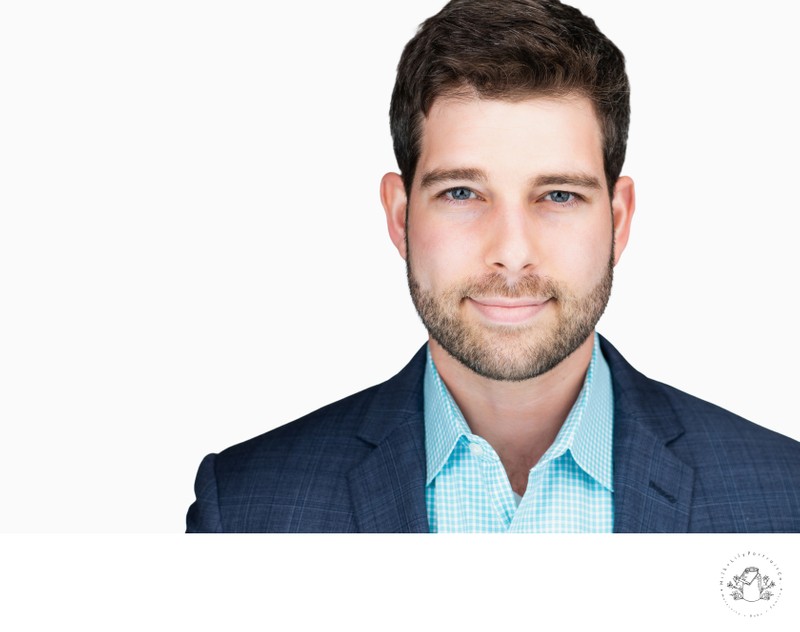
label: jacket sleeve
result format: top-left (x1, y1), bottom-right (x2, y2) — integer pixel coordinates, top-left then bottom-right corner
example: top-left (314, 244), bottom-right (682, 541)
top-left (186, 453), bottom-right (223, 533)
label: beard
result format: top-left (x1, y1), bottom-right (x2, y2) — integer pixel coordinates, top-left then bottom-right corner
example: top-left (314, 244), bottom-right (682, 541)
top-left (407, 247), bottom-right (614, 382)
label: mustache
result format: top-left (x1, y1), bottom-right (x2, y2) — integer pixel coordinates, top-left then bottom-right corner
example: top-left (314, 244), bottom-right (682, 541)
top-left (457, 273), bottom-right (562, 300)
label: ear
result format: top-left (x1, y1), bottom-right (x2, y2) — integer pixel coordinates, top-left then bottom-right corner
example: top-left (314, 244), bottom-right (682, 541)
top-left (380, 172), bottom-right (409, 260)
top-left (610, 176), bottom-right (635, 266)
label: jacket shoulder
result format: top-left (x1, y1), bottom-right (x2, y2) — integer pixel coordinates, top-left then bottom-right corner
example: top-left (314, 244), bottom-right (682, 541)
top-left (660, 380), bottom-right (800, 531)
top-left (187, 346), bottom-right (428, 532)
top-left (601, 336), bottom-right (800, 532)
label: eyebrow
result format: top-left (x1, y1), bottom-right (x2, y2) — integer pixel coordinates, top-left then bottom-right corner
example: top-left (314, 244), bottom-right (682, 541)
top-left (419, 168), bottom-right (602, 191)
top-left (531, 173), bottom-right (603, 190)
top-left (419, 168), bottom-right (487, 189)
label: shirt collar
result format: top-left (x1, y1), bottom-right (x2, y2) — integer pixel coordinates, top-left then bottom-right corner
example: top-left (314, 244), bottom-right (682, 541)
top-left (423, 333), bottom-right (614, 491)
top-left (423, 347), bottom-right (472, 485)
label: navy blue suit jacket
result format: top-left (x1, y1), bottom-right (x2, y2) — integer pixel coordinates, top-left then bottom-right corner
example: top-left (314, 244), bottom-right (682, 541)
top-left (187, 337), bottom-right (800, 532)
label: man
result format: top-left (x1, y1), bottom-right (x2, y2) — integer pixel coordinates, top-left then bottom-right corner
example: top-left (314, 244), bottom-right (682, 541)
top-left (187, 0), bottom-right (800, 532)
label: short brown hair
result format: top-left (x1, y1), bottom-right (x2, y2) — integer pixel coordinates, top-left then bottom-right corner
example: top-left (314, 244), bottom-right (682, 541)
top-left (389, 0), bottom-right (630, 195)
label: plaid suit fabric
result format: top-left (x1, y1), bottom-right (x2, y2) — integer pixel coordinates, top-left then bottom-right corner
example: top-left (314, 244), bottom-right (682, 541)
top-left (187, 337), bottom-right (800, 532)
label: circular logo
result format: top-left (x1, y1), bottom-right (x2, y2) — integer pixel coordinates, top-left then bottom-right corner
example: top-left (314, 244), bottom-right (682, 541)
top-left (720, 551), bottom-right (783, 617)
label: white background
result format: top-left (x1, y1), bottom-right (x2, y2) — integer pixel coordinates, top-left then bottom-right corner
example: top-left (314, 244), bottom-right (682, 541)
top-left (1, 1), bottom-right (798, 534)
top-left (1, 534), bottom-right (798, 631)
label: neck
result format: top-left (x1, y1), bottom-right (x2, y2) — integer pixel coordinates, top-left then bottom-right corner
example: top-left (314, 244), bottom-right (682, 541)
top-left (429, 333), bottom-right (594, 494)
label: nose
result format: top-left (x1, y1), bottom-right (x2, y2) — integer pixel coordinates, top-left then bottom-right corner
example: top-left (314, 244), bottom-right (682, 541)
top-left (483, 200), bottom-right (539, 277)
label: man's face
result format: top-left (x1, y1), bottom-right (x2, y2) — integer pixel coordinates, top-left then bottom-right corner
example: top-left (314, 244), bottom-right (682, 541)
top-left (383, 95), bottom-right (634, 381)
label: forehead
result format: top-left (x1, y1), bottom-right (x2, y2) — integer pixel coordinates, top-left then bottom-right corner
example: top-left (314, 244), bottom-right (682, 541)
top-left (416, 95), bottom-right (605, 186)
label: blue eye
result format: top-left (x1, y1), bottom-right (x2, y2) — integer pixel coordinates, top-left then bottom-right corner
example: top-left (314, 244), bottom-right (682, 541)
top-left (446, 187), bottom-right (476, 201)
top-left (547, 191), bottom-right (574, 204)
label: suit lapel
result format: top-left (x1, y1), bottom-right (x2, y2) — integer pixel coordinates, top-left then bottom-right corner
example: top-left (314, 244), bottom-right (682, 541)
top-left (346, 346), bottom-right (430, 533)
top-left (346, 338), bottom-right (698, 533)
top-left (612, 409), bottom-right (694, 532)
top-left (601, 337), bottom-right (695, 532)
top-left (347, 419), bottom-right (429, 533)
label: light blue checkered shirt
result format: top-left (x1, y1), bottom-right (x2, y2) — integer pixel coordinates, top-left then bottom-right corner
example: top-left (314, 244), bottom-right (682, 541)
top-left (424, 333), bottom-right (614, 533)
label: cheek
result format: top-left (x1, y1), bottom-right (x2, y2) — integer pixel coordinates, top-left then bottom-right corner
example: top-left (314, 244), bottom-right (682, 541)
top-left (407, 218), bottom-right (472, 284)
top-left (544, 217), bottom-right (613, 285)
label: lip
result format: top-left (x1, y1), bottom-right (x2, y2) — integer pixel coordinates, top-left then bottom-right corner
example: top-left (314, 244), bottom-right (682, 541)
top-left (467, 296), bottom-right (551, 324)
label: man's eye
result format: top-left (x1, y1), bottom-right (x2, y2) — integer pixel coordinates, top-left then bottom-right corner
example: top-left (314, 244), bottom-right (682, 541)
top-left (444, 187), bottom-right (477, 201)
top-left (546, 191), bottom-right (575, 204)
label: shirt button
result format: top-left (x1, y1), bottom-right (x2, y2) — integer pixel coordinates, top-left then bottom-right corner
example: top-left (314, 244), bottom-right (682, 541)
top-left (469, 443), bottom-right (484, 457)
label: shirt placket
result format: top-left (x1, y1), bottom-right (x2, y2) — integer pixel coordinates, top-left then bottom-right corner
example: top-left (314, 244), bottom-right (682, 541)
top-left (509, 458), bottom-right (552, 532)
top-left (467, 437), bottom-right (517, 530)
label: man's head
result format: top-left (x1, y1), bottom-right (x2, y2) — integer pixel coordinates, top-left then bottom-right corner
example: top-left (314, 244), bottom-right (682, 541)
top-left (380, 0), bottom-right (635, 382)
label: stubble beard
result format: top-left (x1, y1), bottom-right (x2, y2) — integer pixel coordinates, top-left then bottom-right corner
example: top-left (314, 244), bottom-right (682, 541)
top-left (406, 240), bottom-right (615, 382)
